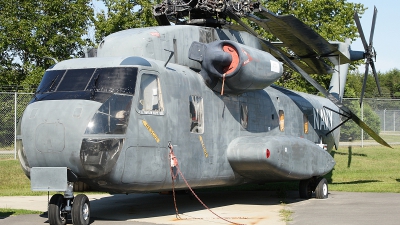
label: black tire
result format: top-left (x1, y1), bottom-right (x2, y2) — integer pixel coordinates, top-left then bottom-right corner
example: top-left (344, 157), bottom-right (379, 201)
top-left (315, 177), bottom-right (329, 199)
top-left (72, 194), bottom-right (90, 225)
top-left (299, 179), bottom-right (312, 199)
top-left (48, 194), bottom-right (67, 225)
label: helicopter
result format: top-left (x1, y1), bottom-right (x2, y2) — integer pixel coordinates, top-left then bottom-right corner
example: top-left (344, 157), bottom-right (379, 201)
top-left (16, 1), bottom-right (390, 225)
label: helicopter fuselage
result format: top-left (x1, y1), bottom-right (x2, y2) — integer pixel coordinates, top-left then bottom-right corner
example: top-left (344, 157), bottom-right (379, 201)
top-left (19, 52), bottom-right (338, 193)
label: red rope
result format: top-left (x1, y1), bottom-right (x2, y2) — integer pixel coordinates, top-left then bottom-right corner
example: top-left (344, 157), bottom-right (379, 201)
top-left (221, 73), bottom-right (226, 95)
top-left (168, 143), bottom-right (244, 225)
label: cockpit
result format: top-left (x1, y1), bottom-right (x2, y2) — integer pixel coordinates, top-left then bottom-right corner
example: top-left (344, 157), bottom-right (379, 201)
top-left (31, 67), bottom-right (138, 135)
top-left (32, 67), bottom-right (137, 103)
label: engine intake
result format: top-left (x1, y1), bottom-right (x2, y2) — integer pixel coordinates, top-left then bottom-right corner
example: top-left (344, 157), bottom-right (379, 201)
top-left (189, 40), bottom-right (283, 94)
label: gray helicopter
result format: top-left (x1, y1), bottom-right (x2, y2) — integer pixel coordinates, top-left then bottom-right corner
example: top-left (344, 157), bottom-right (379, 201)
top-left (17, 1), bottom-right (389, 225)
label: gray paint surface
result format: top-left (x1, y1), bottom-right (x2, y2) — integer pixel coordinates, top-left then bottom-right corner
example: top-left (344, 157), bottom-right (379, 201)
top-left (19, 25), bottom-right (347, 194)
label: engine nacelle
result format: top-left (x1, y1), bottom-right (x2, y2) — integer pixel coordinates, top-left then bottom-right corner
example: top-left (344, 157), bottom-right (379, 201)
top-left (189, 40), bottom-right (283, 94)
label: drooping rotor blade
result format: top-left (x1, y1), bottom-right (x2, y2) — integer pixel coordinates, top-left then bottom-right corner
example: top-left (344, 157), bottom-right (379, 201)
top-left (350, 111), bottom-right (392, 148)
top-left (226, 8), bottom-right (344, 108)
top-left (226, 7), bottom-right (392, 148)
top-left (369, 7), bottom-right (378, 47)
top-left (245, 14), bottom-right (335, 74)
top-left (370, 60), bottom-right (382, 94)
top-left (354, 11), bottom-right (368, 50)
top-left (360, 61), bottom-right (370, 107)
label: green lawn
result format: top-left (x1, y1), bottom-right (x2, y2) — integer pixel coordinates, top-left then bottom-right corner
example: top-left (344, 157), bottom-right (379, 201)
top-left (0, 160), bottom-right (48, 196)
top-left (0, 208), bottom-right (43, 218)
top-left (327, 144), bottom-right (400, 192)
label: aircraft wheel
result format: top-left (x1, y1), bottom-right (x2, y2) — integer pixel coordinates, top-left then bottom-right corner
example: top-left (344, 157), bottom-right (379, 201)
top-left (299, 179), bottom-right (312, 199)
top-left (72, 194), bottom-right (90, 225)
top-left (48, 194), bottom-right (67, 225)
top-left (315, 177), bottom-right (328, 199)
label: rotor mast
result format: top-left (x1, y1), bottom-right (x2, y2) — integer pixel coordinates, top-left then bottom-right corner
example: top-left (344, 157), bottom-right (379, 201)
top-left (153, 0), bottom-right (261, 27)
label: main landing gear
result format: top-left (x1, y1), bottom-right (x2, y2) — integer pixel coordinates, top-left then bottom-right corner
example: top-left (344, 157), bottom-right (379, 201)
top-left (48, 183), bottom-right (90, 225)
top-left (299, 177), bottom-right (328, 199)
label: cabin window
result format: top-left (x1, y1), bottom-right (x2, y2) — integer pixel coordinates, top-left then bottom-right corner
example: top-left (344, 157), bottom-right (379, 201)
top-left (279, 110), bottom-right (284, 132)
top-left (240, 103), bottom-right (248, 129)
top-left (303, 114), bottom-right (309, 134)
top-left (189, 95), bottom-right (204, 133)
top-left (138, 74), bottom-right (164, 114)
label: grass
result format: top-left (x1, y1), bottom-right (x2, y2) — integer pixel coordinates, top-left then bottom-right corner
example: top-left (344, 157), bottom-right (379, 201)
top-left (379, 132), bottom-right (400, 143)
top-left (326, 144), bottom-right (400, 192)
top-left (0, 160), bottom-right (49, 196)
top-left (279, 203), bottom-right (293, 222)
top-left (0, 150), bottom-right (16, 160)
top-left (347, 131), bottom-right (400, 144)
top-left (0, 208), bottom-right (43, 218)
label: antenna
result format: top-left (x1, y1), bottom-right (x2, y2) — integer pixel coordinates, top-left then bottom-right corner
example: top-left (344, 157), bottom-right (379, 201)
top-left (44, 56), bottom-right (58, 64)
top-left (164, 49), bottom-right (174, 67)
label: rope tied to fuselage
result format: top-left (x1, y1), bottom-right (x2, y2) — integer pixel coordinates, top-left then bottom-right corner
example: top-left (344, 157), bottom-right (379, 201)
top-left (167, 142), bottom-right (245, 225)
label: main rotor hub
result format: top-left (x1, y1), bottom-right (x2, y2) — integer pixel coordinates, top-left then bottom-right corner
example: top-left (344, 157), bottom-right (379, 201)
top-left (153, 0), bottom-right (260, 27)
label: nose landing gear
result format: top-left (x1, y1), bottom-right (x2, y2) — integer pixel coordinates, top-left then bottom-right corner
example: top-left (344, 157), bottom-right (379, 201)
top-left (30, 168), bottom-right (91, 225)
top-left (48, 191), bottom-right (91, 225)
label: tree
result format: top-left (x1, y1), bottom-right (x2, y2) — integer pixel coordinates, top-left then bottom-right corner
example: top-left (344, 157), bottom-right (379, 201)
top-left (255, 0), bottom-right (366, 93)
top-left (93, 0), bottom-right (158, 44)
top-left (340, 100), bottom-right (380, 141)
top-left (0, 0), bottom-right (94, 88)
top-left (380, 69), bottom-right (400, 98)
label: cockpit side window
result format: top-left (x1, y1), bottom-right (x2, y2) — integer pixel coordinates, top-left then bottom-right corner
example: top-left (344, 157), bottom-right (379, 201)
top-left (138, 73), bottom-right (164, 114)
top-left (189, 95), bottom-right (204, 133)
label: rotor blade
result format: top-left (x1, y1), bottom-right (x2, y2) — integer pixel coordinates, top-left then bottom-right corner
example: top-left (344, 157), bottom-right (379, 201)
top-left (350, 111), bottom-right (392, 148)
top-left (354, 11), bottom-right (368, 50)
top-left (369, 6), bottom-right (378, 46)
top-left (360, 62), bottom-right (370, 107)
top-left (226, 8), bottom-right (344, 108)
top-left (370, 60), bottom-right (382, 95)
top-left (226, 7), bottom-right (391, 148)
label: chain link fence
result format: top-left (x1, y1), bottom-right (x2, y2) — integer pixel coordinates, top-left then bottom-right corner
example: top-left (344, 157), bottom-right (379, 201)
top-left (342, 98), bottom-right (400, 146)
top-left (0, 93), bottom-right (33, 159)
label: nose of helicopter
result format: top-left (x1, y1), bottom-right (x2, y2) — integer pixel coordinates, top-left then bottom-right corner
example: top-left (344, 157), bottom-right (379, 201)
top-left (18, 100), bottom-right (103, 176)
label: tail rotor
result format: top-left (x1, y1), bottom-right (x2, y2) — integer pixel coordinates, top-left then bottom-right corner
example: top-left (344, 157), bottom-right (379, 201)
top-left (354, 6), bottom-right (381, 107)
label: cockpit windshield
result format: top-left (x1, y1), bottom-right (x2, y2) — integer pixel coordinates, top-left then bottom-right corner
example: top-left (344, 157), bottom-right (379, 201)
top-left (32, 67), bottom-right (138, 103)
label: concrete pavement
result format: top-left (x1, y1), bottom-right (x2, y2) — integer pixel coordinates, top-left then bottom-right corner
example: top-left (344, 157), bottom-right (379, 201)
top-left (0, 191), bottom-right (286, 225)
top-left (2, 191), bottom-right (400, 225)
top-left (288, 191), bottom-right (400, 225)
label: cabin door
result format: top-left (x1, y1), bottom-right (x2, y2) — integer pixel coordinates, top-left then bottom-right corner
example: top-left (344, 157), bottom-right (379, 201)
top-left (122, 71), bottom-right (169, 184)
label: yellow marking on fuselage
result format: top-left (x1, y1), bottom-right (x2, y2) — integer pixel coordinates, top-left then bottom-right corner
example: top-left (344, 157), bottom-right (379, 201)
top-left (142, 120), bottom-right (160, 143)
top-left (199, 135), bottom-right (208, 158)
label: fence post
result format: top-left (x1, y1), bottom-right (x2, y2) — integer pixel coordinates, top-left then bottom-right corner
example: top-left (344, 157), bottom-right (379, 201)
top-left (14, 92), bottom-right (17, 159)
top-left (361, 101), bottom-right (364, 148)
top-left (384, 109), bottom-right (386, 131)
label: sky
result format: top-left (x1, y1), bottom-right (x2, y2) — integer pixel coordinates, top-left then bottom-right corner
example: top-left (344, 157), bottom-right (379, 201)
top-left (90, 0), bottom-right (399, 73)
top-left (349, 0), bottom-right (400, 73)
